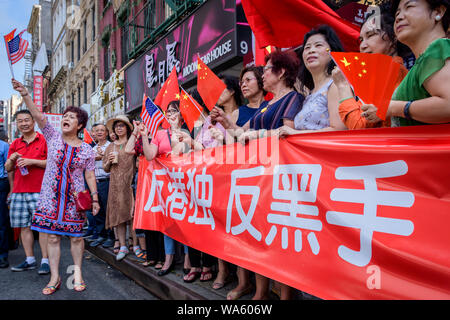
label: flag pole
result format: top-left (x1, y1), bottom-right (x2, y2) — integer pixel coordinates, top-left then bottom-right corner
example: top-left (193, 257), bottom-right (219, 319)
top-left (8, 60), bottom-right (15, 79)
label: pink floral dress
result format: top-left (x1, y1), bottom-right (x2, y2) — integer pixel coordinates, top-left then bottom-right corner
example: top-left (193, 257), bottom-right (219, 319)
top-left (31, 123), bottom-right (95, 237)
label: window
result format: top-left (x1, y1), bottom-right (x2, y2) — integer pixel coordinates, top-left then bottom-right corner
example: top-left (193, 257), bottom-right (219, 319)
top-left (92, 5), bottom-right (96, 42)
top-left (83, 20), bottom-right (87, 53)
top-left (78, 86), bottom-right (81, 107)
top-left (71, 39), bottom-right (74, 63)
top-left (121, 24), bottom-right (129, 66)
top-left (83, 79), bottom-right (87, 104)
top-left (72, 92), bottom-right (75, 106)
top-left (77, 29), bottom-right (80, 61)
top-left (92, 70), bottom-right (96, 92)
top-left (104, 48), bottom-right (110, 80)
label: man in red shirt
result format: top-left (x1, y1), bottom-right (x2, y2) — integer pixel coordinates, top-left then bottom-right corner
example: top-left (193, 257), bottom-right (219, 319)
top-left (5, 110), bottom-right (48, 274)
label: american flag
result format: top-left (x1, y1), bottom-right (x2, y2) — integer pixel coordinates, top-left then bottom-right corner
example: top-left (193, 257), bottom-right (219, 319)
top-left (4, 29), bottom-right (28, 64)
top-left (141, 96), bottom-right (165, 139)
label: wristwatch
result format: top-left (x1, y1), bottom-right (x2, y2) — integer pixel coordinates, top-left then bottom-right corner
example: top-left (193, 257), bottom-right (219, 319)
top-left (403, 101), bottom-right (414, 120)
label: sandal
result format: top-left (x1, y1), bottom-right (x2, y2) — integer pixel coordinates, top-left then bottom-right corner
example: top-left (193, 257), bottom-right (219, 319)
top-left (42, 278), bottom-right (61, 295)
top-left (113, 239), bottom-right (120, 254)
top-left (227, 285), bottom-right (253, 300)
top-left (154, 261), bottom-right (163, 270)
top-left (183, 270), bottom-right (201, 283)
top-left (74, 281), bottom-right (87, 292)
top-left (212, 274), bottom-right (232, 290)
top-left (200, 269), bottom-right (213, 282)
top-left (142, 260), bottom-right (156, 267)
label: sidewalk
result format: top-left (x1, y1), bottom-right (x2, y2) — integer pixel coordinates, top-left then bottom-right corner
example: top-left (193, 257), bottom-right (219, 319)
top-left (85, 240), bottom-right (320, 300)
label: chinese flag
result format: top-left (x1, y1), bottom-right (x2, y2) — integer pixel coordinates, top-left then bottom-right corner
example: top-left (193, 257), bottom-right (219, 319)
top-left (179, 88), bottom-right (202, 132)
top-left (254, 37), bottom-right (275, 66)
top-left (83, 128), bottom-right (94, 144)
top-left (331, 52), bottom-right (401, 120)
top-left (154, 66), bottom-right (180, 112)
top-left (197, 57), bottom-right (226, 111)
top-left (242, 0), bottom-right (360, 52)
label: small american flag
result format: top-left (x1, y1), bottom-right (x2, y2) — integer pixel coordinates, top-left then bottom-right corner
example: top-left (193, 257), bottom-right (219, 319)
top-left (4, 29), bottom-right (28, 64)
top-left (141, 96), bottom-right (165, 139)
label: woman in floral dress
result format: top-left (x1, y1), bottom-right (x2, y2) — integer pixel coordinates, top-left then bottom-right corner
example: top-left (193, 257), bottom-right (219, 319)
top-left (12, 79), bottom-right (99, 295)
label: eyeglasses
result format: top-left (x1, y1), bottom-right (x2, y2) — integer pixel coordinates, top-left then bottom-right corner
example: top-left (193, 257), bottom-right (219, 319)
top-left (239, 77), bottom-right (257, 86)
top-left (166, 109), bottom-right (179, 115)
top-left (263, 65), bottom-right (274, 72)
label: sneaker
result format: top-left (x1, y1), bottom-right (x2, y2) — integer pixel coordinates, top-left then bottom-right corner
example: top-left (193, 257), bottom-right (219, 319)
top-left (85, 235), bottom-right (98, 242)
top-left (82, 231), bottom-right (93, 238)
top-left (11, 260), bottom-right (37, 272)
top-left (116, 249), bottom-right (129, 261)
top-left (102, 238), bottom-right (115, 248)
top-left (90, 237), bottom-right (106, 247)
top-left (38, 262), bottom-right (50, 275)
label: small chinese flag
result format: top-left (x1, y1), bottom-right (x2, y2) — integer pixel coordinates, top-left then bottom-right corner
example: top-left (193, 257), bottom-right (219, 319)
top-left (179, 88), bottom-right (202, 132)
top-left (197, 57), bottom-right (226, 111)
top-left (330, 52), bottom-right (400, 120)
top-left (154, 66), bottom-right (180, 112)
top-left (83, 128), bottom-right (94, 144)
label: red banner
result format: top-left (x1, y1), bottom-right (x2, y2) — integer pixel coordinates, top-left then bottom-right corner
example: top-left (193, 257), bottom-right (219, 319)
top-left (134, 125), bottom-right (450, 300)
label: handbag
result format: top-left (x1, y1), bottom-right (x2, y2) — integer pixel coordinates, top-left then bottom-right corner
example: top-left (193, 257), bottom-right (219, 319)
top-left (66, 162), bottom-right (92, 213)
top-left (73, 189), bottom-right (92, 212)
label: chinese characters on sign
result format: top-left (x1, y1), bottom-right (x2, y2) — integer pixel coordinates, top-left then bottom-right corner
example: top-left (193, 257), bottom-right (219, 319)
top-left (33, 76), bottom-right (43, 112)
top-left (145, 160), bottom-right (415, 267)
top-left (145, 41), bottom-right (181, 89)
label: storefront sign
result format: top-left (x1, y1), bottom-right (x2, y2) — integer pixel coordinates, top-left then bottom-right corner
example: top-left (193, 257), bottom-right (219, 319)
top-left (125, 0), bottom-right (251, 113)
top-left (33, 76), bottom-right (43, 112)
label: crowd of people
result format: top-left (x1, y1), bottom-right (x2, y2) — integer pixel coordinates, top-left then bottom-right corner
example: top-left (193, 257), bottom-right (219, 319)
top-left (0, 0), bottom-right (448, 299)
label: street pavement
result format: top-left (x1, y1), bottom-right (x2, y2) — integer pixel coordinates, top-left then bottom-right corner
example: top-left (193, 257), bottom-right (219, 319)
top-left (0, 236), bottom-right (158, 300)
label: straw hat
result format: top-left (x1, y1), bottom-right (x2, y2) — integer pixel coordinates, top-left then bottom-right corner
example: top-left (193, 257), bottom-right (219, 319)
top-left (106, 114), bottom-right (134, 134)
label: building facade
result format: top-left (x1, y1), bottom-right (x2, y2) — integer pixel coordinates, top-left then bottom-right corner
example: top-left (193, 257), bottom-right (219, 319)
top-left (66, 0), bottom-right (99, 119)
top-left (47, 0), bottom-right (68, 114)
top-left (27, 0), bottom-right (52, 112)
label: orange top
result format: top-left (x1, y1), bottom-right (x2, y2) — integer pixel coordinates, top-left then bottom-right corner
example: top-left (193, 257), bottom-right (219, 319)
top-left (338, 56), bottom-right (408, 129)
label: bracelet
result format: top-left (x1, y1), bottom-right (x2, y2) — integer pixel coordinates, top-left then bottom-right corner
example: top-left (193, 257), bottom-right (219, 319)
top-left (403, 101), bottom-right (413, 120)
top-left (92, 200), bottom-right (99, 203)
top-left (21, 93), bottom-right (29, 97)
top-left (338, 96), bottom-right (354, 104)
top-left (91, 191), bottom-right (98, 196)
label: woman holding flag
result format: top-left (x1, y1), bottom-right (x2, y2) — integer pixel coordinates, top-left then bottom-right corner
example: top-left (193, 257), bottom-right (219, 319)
top-left (332, 4), bottom-right (410, 129)
top-left (211, 50), bottom-right (304, 300)
top-left (138, 100), bottom-right (191, 276)
top-left (363, 0), bottom-right (450, 125)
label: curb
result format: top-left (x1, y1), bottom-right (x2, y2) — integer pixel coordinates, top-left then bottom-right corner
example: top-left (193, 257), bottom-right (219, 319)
top-left (85, 241), bottom-right (222, 300)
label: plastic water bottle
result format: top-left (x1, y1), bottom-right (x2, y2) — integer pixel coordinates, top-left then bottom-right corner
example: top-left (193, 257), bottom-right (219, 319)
top-left (19, 166), bottom-right (29, 175)
top-left (18, 158), bottom-right (29, 175)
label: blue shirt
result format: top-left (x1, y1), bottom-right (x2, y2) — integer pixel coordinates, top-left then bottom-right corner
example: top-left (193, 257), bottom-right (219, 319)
top-left (249, 91), bottom-right (304, 130)
top-left (0, 140), bottom-right (9, 179)
top-left (236, 105), bottom-right (259, 127)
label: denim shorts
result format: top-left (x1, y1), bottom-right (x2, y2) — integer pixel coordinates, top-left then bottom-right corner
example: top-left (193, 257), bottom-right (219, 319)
top-left (9, 193), bottom-right (40, 228)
